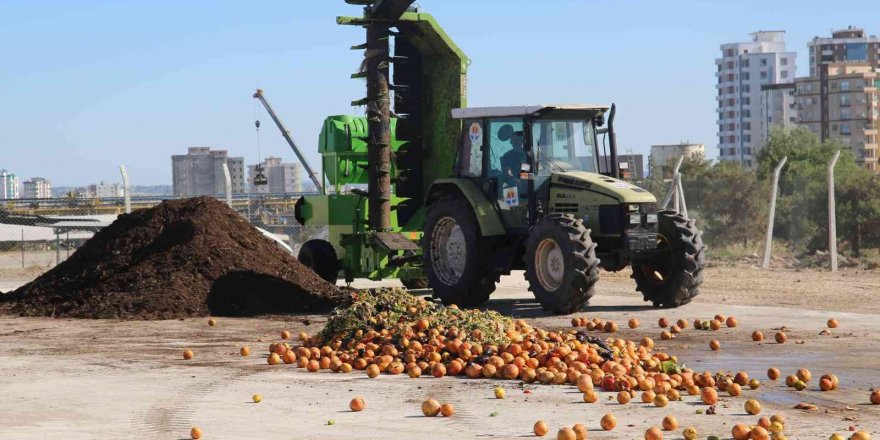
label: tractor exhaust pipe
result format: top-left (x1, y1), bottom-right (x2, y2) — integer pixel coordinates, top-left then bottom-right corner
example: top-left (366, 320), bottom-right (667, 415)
top-left (607, 103), bottom-right (619, 179)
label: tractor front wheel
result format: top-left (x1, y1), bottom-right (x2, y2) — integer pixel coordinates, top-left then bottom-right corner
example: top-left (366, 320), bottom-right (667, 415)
top-left (422, 197), bottom-right (496, 307)
top-left (632, 210), bottom-right (706, 307)
top-left (524, 214), bottom-right (600, 314)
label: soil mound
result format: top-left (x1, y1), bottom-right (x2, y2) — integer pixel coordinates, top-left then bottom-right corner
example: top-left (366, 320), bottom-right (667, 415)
top-left (0, 197), bottom-right (348, 319)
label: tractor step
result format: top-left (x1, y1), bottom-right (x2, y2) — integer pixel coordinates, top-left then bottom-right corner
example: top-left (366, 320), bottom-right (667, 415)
top-left (373, 232), bottom-right (420, 251)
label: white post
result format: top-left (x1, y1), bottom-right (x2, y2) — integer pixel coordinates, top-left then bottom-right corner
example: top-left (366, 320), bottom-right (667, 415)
top-left (676, 175), bottom-right (688, 219)
top-left (661, 155), bottom-right (686, 210)
top-left (222, 163), bottom-right (233, 207)
top-left (762, 156), bottom-right (787, 269)
top-left (828, 150), bottom-right (841, 272)
top-left (119, 165), bottom-right (131, 214)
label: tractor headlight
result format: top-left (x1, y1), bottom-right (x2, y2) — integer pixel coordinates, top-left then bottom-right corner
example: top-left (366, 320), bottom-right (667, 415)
top-left (629, 213), bottom-right (642, 225)
top-left (646, 213), bottom-right (658, 224)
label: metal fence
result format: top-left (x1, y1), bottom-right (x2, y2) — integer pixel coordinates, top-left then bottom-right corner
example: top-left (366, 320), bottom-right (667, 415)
top-left (0, 193), bottom-right (327, 291)
top-left (657, 154), bottom-right (880, 271)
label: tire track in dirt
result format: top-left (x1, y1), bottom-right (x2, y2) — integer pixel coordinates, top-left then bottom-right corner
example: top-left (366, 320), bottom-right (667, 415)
top-left (130, 366), bottom-right (263, 438)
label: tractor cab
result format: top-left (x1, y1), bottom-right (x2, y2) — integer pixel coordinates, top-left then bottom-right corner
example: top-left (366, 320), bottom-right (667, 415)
top-left (450, 105), bottom-right (647, 235)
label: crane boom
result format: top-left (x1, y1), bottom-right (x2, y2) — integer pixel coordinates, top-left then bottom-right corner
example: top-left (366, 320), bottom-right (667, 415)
top-left (252, 88), bottom-right (324, 194)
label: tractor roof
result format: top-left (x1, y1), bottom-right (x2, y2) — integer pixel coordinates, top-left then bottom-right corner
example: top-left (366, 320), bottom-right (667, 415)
top-left (451, 104), bottom-right (609, 119)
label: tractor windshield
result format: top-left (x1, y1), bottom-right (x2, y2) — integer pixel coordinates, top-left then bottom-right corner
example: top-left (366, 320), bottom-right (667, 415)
top-left (532, 119), bottom-right (598, 175)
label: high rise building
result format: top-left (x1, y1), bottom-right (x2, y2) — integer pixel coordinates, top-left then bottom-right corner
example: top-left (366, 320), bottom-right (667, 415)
top-left (760, 83), bottom-right (798, 141)
top-left (716, 31), bottom-right (798, 167)
top-left (0, 169), bottom-right (19, 199)
top-left (808, 27), bottom-right (880, 76)
top-left (247, 156), bottom-right (303, 194)
top-left (795, 63), bottom-right (879, 172)
top-left (171, 147), bottom-right (246, 197)
top-left (22, 177), bottom-right (52, 199)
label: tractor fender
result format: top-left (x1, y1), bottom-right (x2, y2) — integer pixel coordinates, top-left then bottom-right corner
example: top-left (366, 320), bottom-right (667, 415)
top-left (426, 178), bottom-right (505, 236)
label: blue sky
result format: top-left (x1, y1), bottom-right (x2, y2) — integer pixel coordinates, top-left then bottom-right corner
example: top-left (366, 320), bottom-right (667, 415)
top-left (1, 0), bottom-right (876, 185)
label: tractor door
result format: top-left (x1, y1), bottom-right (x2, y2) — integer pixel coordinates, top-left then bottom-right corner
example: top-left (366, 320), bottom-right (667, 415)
top-left (485, 118), bottom-right (530, 230)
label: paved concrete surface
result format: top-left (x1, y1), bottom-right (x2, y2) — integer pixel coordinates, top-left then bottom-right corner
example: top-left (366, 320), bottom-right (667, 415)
top-left (0, 272), bottom-right (878, 439)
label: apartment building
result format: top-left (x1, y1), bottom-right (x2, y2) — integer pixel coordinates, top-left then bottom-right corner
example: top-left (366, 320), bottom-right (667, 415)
top-left (717, 31), bottom-right (798, 167)
top-left (808, 27), bottom-right (880, 76)
top-left (171, 147), bottom-right (246, 197)
top-left (795, 63), bottom-right (880, 172)
top-left (0, 169), bottom-right (19, 199)
top-left (247, 156), bottom-right (303, 194)
top-left (22, 177), bottom-right (52, 199)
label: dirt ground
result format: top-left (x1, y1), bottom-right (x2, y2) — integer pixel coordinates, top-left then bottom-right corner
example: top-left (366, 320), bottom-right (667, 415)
top-left (1, 266), bottom-right (878, 439)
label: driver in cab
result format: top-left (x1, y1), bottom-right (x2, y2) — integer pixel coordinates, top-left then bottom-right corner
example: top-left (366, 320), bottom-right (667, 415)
top-left (498, 124), bottom-right (527, 194)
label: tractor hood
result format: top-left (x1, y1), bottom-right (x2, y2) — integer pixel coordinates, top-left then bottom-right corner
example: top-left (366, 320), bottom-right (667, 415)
top-left (551, 172), bottom-right (657, 204)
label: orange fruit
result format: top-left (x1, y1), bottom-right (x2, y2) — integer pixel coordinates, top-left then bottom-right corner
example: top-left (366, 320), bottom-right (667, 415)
top-left (366, 364), bottom-right (380, 378)
top-left (870, 390), bottom-right (880, 405)
top-left (572, 424), bottom-right (587, 440)
top-left (662, 415), bottom-right (678, 431)
top-left (534, 420), bottom-right (550, 437)
top-left (645, 426), bottom-right (663, 440)
top-left (700, 387), bottom-right (718, 405)
top-left (207, 318), bottom-right (216, 326)
top-left (350, 397), bottom-right (365, 411)
top-left (775, 332), bottom-right (787, 344)
top-left (744, 399), bottom-right (762, 415)
top-left (190, 427), bottom-right (202, 439)
top-left (629, 318), bottom-right (640, 329)
top-left (183, 349), bottom-right (194, 360)
top-left (267, 352), bottom-right (281, 365)
top-left (709, 340), bottom-right (720, 351)
top-left (281, 330), bottom-right (291, 340)
top-left (240, 346), bottom-right (250, 357)
top-left (767, 368), bottom-right (780, 380)
top-left (750, 426), bottom-right (770, 440)
top-left (557, 427), bottom-right (576, 440)
top-left (439, 403), bottom-right (454, 417)
top-left (752, 331), bottom-right (764, 342)
top-left (827, 318), bottom-right (838, 328)
top-left (617, 391), bottom-right (631, 404)
top-left (796, 368), bottom-right (812, 382)
top-left (731, 423), bottom-right (750, 440)
top-left (600, 413), bottom-right (617, 430)
top-left (421, 399), bottom-right (441, 417)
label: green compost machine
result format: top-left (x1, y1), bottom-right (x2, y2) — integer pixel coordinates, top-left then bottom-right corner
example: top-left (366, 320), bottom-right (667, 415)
top-left (294, 0), bottom-right (706, 313)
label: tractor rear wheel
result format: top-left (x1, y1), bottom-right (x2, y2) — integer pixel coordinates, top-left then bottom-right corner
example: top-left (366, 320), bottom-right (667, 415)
top-left (524, 213), bottom-right (600, 314)
top-left (422, 197), bottom-right (496, 307)
top-left (632, 210), bottom-right (706, 307)
top-left (297, 239), bottom-right (339, 284)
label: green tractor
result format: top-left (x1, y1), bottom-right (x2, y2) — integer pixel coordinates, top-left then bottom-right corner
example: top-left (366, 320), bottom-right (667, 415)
top-left (422, 105), bottom-right (705, 313)
top-left (293, 0), bottom-right (705, 313)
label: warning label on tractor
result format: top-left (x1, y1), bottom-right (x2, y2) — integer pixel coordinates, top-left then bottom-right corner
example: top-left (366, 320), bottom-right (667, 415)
top-left (469, 122), bottom-right (482, 147)
top-left (504, 186), bottom-right (519, 207)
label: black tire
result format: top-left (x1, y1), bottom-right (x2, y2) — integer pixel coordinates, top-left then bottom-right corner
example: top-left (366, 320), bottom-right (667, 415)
top-left (297, 239), bottom-right (339, 284)
top-left (632, 210), bottom-right (706, 307)
top-left (422, 197), bottom-right (496, 307)
top-left (401, 277), bottom-right (429, 289)
top-left (523, 213), bottom-right (600, 314)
